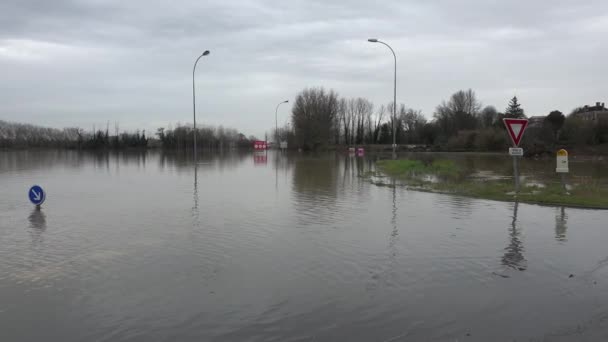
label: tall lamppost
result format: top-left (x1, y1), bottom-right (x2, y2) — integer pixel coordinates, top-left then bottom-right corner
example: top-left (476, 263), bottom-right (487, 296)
top-left (368, 38), bottom-right (397, 157)
top-left (192, 50), bottom-right (210, 157)
top-left (275, 100), bottom-right (289, 147)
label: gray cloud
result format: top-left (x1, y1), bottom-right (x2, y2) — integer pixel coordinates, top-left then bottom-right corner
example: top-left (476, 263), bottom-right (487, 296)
top-left (1, 0), bottom-right (607, 137)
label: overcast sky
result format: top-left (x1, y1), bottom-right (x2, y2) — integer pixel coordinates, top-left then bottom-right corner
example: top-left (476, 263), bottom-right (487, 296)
top-left (1, 0), bottom-right (607, 137)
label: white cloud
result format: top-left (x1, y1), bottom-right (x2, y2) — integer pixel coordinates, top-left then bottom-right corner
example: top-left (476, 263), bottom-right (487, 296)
top-left (0, 0), bottom-right (607, 137)
top-left (0, 39), bottom-right (75, 61)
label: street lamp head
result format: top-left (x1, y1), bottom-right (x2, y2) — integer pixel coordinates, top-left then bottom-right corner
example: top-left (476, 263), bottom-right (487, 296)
top-left (202, 50), bottom-right (210, 56)
top-left (283, 100), bottom-right (289, 103)
top-left (368, 38), bottom-right (378, 43)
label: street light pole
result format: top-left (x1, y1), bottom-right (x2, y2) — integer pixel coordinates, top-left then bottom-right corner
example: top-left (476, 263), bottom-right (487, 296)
top-left (368, 38), bottom-right (397, 157)
top-left (192, 50), bottom-right (210, 158)
top-left (275, 100), bottom-right (289, 148)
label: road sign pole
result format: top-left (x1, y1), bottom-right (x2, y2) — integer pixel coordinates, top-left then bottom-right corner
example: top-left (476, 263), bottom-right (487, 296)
top-left (503, 118), bottom-right (529, 194)
top-left (513, 155), bottom-right (520, 193)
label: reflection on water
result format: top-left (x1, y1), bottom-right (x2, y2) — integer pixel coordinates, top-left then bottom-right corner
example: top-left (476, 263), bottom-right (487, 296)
top-left (193, 160), bottom-right (199, 215)
top-left (390, 178), bottom-right (399, 250)
top-left (292, 155), bottom-right (339, 225)
top-left (502, 202), bottom-right (527, 271)
top-left (27, 208), bottom-right (46, 246)
top-left (1, 150), bottom-right (608, 341)
top-left (387, 178), bottom-right (399, 281)
top-left (555, 206), bottom-right (568, 242)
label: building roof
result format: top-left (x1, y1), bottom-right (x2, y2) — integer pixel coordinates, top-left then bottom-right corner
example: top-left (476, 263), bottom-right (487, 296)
top-left (578, 102), bottom-right (606, 113)
top-left (527, 116), bottom-right (545, 126)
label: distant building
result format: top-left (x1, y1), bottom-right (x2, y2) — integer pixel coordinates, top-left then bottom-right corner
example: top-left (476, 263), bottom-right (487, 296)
top-left (528, 116), bottom-right (545, 128)
top-left (572, 102), bottom-right (607, 122)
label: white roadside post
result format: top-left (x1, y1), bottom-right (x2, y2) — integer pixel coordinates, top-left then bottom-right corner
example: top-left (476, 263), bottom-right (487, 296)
top-left (556, 149), bottom-right (569, 192)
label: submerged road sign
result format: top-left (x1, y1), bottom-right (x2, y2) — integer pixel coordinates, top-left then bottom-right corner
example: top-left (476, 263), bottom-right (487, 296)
top-left (28, 185), bottom-right (46, 206)
top-left (253, 141), bottom-right (267, 150)
top-left (503, 118), bottom-right (529, 147)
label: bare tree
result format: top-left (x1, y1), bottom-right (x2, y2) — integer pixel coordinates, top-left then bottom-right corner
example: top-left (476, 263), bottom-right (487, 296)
top-left (373, 105), bottom-right (386, 143)
top-left (365, 103), bottom-right (374, 144)
top-left (333, 102), bottom-right (342, 145)
top-left (400, 108), bottom-right (426, 144)
top-left (292, 87), bottom-right (339, 150)
top-left (352, 98), bottom-right (373, 144)
top-left (480, 106), bottom-right (498, 128)
top-left (346, 98), bottom-right (356, 145)
top-left (339, 98), bottom-right (350, 145)
top-left (434, 89), bottom-right (482, 137)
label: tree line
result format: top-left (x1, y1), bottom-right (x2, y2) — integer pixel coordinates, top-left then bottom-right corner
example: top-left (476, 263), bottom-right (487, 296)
top-left (288, 87), bottom-right (607, 153)
top-left (4, 90), bottom-right (605, 154)
top-left (156, 125), bottom-right (255, 150)
top-left (0, 120), bottom-right (255, 150)
top-left (0, 120), bottom-right (148, 149)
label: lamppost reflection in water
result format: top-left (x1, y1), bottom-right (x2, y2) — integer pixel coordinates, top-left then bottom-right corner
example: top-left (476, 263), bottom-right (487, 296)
top-left (555, 206), bottom-right (568, 242)
top-left (502, 201), bottom-right (527, 271)
top-left (193, 160), bottom-right (199, 217)
top-left (28, 207), bottom-right (47, 246)
top-left (390, 177), bottom-right (399, 253)
top-left (369, 177), bottom-right (400, 292)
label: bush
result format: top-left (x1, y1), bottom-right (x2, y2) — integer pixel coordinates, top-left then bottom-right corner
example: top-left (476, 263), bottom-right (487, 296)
top-left (561, 117), bottom-right (594, 145)
top-left (473, 128), bottom-right (509, 151)
top-left (446, 130), bottom-right (477, 150)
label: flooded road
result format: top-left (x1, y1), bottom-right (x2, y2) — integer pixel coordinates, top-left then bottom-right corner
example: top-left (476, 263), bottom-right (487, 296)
top-left (1, 150), bottom-right (608, 341)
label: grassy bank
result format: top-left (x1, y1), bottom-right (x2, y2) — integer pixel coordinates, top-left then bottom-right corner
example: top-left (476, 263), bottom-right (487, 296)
top-left (373, 159), bottom-right (608, 209)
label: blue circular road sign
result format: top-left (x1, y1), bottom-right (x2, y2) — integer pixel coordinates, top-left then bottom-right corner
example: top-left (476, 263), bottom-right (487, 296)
top-left (29, 185), bottom-right (46, 206)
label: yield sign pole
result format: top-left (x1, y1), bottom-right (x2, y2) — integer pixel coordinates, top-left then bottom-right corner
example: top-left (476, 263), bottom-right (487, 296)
top-left (513, 149), bottom-right (520, 193)
top-left (503, 118), bottom-right (529, 193)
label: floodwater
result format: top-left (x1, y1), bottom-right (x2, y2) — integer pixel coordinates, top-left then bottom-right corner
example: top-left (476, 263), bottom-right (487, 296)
top-left (1, 150), bottom-right (608, 342)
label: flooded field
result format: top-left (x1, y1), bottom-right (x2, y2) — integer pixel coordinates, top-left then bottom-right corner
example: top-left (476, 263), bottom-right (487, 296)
top-left (1, 150), bottom-right (608, 341)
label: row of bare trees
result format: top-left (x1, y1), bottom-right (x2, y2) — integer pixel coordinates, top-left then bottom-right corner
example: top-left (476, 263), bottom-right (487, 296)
top-left (337, 97), bottom-right (376, 145)
top-left (290, 87), bottom-right (429, 149)
top-left (289, 87), bottom-right (538, 150)
top-left (0, 120), bottom-right (149, 149)
top-left (156, 124), bottom-right (254, 150)
top-left (0, 120), bottom-right (80, 148)
top-left (0, 119), bottom-right (254, 150)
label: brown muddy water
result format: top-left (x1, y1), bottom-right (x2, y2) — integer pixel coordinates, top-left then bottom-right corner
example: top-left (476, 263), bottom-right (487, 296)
top-left (1, 150), bottom-right (608, 341)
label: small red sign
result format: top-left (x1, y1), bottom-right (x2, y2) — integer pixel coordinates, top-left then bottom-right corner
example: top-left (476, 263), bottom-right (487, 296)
top-left (253, 141), bottom-right (267, 150)
top-left (503, 118), bottom-right (528, 147)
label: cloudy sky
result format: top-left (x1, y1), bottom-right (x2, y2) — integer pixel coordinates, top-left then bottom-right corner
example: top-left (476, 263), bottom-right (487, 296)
top-left (1, 0), bottom-right (607, 137)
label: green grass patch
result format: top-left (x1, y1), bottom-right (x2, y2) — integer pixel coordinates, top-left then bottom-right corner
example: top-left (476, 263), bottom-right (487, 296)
top-left (429, 160), bottom-right (461, 177)
top-left (375, 159), bottom-right (608, 209)
top-left (429, 180), bottom-right (608, 209)
top-left (376, 159), bottom-right (462, 177)
top-left (376, 159), bottom-right (426, 175)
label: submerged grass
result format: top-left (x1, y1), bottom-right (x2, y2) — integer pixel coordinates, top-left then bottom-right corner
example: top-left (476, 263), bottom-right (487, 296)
top-left (376, 159), bottom-right (462, 177)
top-left (375, 159), bottom-right (608, 209)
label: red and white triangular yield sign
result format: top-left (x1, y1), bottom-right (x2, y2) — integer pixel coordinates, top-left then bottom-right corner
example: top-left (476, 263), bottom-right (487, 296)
top-left (503, 118), bottom-right (529, 147)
